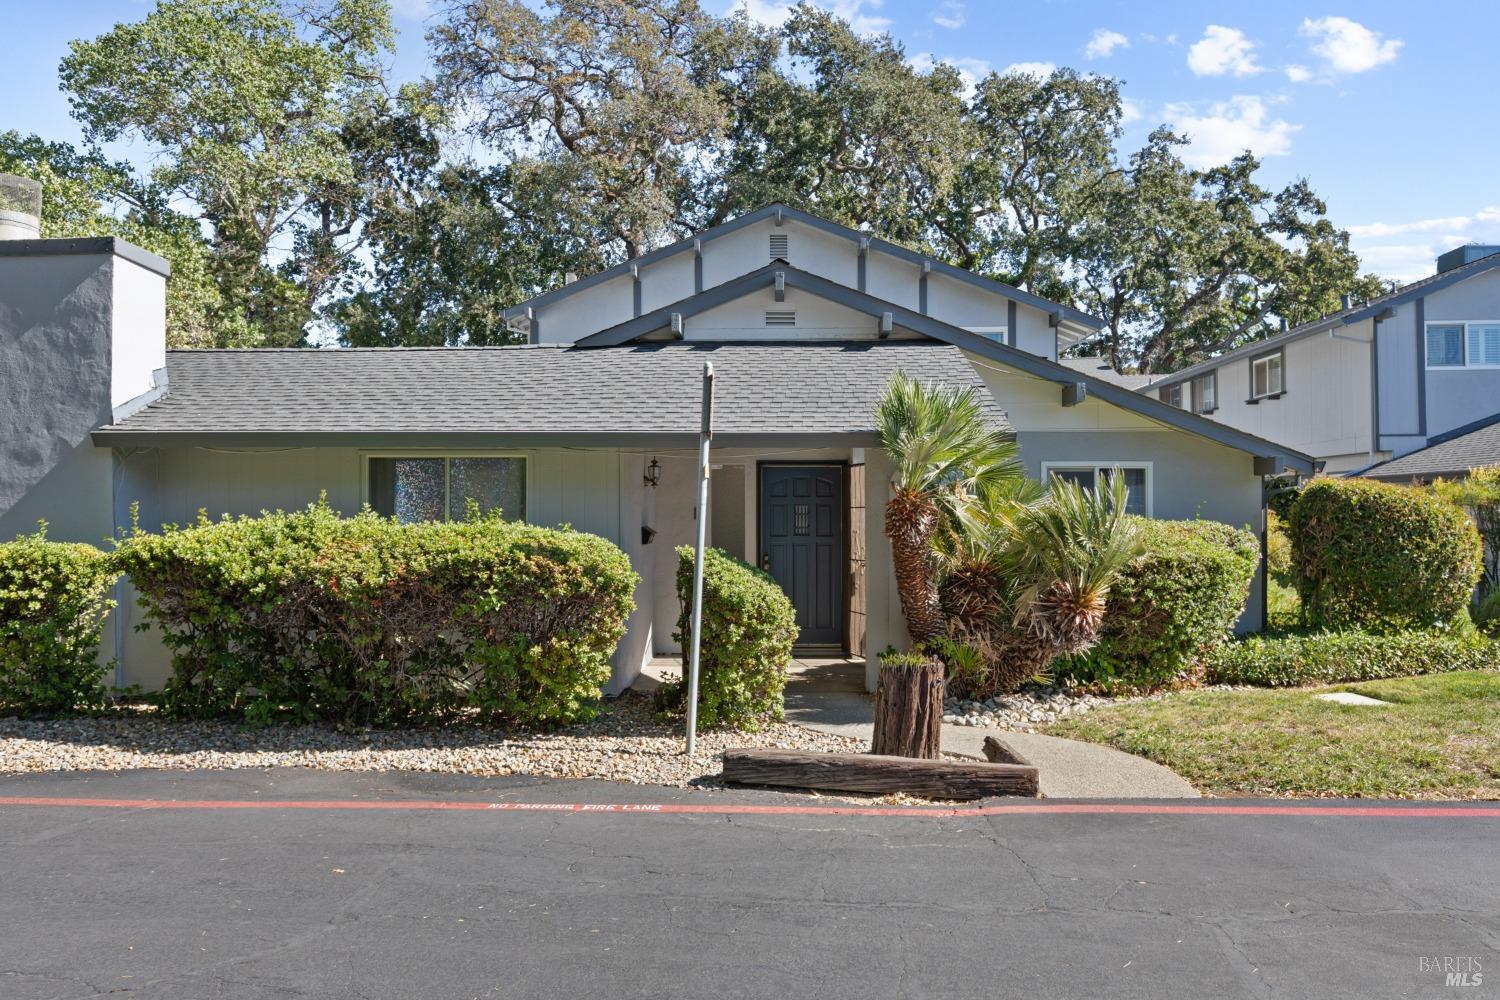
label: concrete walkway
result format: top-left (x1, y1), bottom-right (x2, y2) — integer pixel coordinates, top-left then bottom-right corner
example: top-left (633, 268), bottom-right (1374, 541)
top-left (777, 657), bottom-right (1200, 799)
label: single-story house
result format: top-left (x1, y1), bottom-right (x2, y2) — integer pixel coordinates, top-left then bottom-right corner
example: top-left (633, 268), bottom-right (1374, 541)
top-left (0, 206), bottom-right (1314, 694)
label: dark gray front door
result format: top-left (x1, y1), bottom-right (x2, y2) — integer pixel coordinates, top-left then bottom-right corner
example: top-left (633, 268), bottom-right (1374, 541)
top-left (760, 465), bottom-right (844, 648)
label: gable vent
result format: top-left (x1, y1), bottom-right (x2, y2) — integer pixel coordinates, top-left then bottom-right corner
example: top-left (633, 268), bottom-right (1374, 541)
top-left (764, 310), bottom-right (796, 327)
top-left (769, 233), bottom-right (789, 259)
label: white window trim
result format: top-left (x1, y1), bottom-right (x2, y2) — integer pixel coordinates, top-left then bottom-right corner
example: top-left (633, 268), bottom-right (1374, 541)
top-left (1249, 351), bottom-right (1284, 401)
top-left (359, 450), bottom-right (533, 522)
top-left (1040, 461), bottom-right (1154, 517)
top-left (963, 326), bottom-right (1009, 345)
top-left (1425, 321), bottom-right (1500, 369)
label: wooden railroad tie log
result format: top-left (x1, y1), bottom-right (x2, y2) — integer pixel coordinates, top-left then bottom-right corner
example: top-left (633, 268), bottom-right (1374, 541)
top-left (722, 748), bottom-right (1040, 799)
top-left (980, 735), bottom-right (1034, 768)
top-left (871, 657), bottom-right (944, 759)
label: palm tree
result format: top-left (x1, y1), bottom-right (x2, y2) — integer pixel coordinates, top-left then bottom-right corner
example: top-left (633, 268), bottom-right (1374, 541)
top-left (874, 372), bottom-right (1023, 643)
top-left (941, 475), bottom-right (1143, 695)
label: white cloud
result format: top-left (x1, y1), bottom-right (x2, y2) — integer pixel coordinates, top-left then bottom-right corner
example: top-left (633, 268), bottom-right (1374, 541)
top-left (1003, 61), bottom-right (1057, 79)
top-left (931, 0), bottom-right (964, 30)
top-left (390, 0), bottom-right (431, 17)
top-left (1187, 25), bottom-right (1262, 77)
top-left (909, 53), bottom-right (992, 96)
top-left (1164, 95), bottom-right (1299, 168)
top-left (733, 0), bottom-right (891, 34)
top-left (1120, 97), bottom-right (1144, 124)
top-left (1084, 29), bottom-right (1129, 59)
top-left (1349, 209), bottom-right (1500, 282)
top-left (1284, 64), bottom-right (1311, 83)
top-left (1301, 16), bottom-right (1402, 74)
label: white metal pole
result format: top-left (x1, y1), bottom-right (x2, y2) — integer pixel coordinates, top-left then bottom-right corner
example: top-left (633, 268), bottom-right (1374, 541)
top-left (685, 362), bottom-right (714, 756)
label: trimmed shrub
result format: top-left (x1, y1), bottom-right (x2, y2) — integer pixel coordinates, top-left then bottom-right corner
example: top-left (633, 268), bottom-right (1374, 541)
top-left (1207, 629), bottom-right (1500, 687)
top-left (114, 502), bottom-right (637, 727)
top-left (0, 527), bottom-right (119, 714)
top-left (657, 546), bottom-right (797, 728)
top-left (1432, 465), bottom-right (1500, 593)
top-left (1290, 477), bottom-right (1482, 631)
top-left (1055, 517), bottom-right (1257, 691)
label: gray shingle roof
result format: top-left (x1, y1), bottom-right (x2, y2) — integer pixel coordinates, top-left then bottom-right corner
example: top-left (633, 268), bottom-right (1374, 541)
top-left (1360, 414), bottom-right (1500, 481)
top-left (95, 341), bottom-right (1008, 446)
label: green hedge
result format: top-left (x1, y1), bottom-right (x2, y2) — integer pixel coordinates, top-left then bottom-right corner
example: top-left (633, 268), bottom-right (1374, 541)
top-left (657, 546), bottom-right (797, 729)
top-left (1290, 478), bottom-right (1482, 631)
top-left (0, 528), bottom-right (119, 714)
top-left (1207, 628), bottom-right (1500, 687)
top-left (114, 503), bottom-right (637, 727)
top-left (1056, 518), bottom-right (1257, 690)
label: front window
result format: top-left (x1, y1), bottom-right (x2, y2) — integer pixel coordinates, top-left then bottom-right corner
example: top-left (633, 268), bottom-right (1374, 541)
top-left (1192, 372), bottom-right (1217, 413)
top-left (1424, 322), bottom-right (1500, 368)
top-left (1159, 384), bottom-right (1183, 408)
top-left (368, 456), bottom-right (527, 523)
top-left (964, 326), bottom-right (1008, 345)
top-left (1044, 464), bottom-right (1150, 516)
top-left (1251, 352), bottom-right (1283, 399)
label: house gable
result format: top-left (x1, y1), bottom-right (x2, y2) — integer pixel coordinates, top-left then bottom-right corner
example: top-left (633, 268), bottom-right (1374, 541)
top-left (507, 204), bottom-right (1101, 355)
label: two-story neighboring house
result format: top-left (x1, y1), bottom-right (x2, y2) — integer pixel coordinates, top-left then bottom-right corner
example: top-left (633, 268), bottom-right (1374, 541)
top-left (1129, 246), bottom-right (1500, 475)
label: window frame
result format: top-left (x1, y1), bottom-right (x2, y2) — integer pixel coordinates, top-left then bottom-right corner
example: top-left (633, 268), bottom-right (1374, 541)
top-left (1191, 370), bottom-right (1218, 414)
top-left (1159, 383), bottom-right (1184, 408)
top-left (1248, 349), bottom-right (1285, 401)
top-left (360, 450), bottom-right (532, 523)
top-left (1425, 321), bottom-right (1500, 369)
top-left (1040, 461), bottom-right (1154, 517)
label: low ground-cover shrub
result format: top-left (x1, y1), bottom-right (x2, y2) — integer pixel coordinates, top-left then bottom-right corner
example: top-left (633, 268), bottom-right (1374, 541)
top-left (657, 547), bottom-right (797, 728)
top-left (1207, 628), bottom-right (1500, 687)
top-left (0, 526), bottom-right (119, 714)
top-left (1289, 478), bottom-right (1482, 631)
top-left (1055, 517), bottom-right (1257, 691)
top-left (115, 502), bottom-right (637, 727)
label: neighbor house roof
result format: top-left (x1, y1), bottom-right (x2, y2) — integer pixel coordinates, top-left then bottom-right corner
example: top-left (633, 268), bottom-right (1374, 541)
top-left (1143, 249), bottom-right (1500, 391)
top-left (92, 341), bottom-right (1006, 449)
top-left (501, 203), bottom-right (1106, 343)
top-left (1358, 413), bottom-right (1500, 481)
top-left (574, 262), bottom-right (1316, 474)
top-left (1059, 357), bottom-right (1158, 390)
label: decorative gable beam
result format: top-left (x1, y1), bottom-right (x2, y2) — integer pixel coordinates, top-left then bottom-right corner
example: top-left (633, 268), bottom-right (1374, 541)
top-left (879, 312), bottom-right (893, 339)
top-left (774, 271), bottom-right (786, 302)
top-left (693, 238), bottom-right (703, 293)
top-left (1253, 456), bottom-right (1281, 476)
top-left (1062, 382), bottom-right (1087, 407)
top-left (1048, 310), bottom-right (1064, 328)
top-left (774, 207), bottom-right (784, 226)
top-left (631, 263), bottom-right (642, 318)
top-left (858, 237), bottom-right (870, 293)
top-left (670, 312), bottom-right (684, 339)
top-left (919, 260), bottom-right (931, 315)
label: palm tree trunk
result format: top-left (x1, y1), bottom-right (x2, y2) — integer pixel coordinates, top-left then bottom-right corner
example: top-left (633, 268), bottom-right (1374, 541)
top-left (885, 490), bottom-right (945, 643)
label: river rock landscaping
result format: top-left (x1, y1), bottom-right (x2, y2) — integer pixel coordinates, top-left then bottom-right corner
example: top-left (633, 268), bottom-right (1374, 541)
top-left (943, 685), bottom-right (1107, 730)
top-left (0, 691), bottom-right (864, 788)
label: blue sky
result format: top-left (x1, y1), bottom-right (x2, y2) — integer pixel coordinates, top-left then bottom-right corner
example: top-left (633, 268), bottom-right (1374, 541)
top-left (6, 0), bottom-right (1497, 281)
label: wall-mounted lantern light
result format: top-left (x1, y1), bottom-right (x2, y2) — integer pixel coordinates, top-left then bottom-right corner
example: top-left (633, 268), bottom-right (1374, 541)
top-left (644, 457), bottom-right (662, 489)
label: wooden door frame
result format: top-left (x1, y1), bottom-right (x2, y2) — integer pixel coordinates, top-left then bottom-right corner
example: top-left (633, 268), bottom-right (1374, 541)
top-left (756, 460), bottom-right (850, 654)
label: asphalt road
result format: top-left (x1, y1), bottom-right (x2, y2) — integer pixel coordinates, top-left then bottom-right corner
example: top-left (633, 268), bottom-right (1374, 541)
top-left (0, 769), bottom-right (1496, 1000)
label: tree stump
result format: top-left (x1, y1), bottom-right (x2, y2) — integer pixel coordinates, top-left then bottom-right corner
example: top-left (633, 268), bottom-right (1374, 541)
top-left (871, 656), bottom-right (944, 759)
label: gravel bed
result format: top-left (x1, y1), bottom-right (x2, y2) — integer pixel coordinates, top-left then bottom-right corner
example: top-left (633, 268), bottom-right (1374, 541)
top-left (0, 692), bottom-right (867, 789)
top-left (943, 685), bottom-right (1111, 731)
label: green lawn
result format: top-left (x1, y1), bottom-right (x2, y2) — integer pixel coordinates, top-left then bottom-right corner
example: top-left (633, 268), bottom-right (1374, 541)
top-left (1048, 671), bottom-right (1500, 799)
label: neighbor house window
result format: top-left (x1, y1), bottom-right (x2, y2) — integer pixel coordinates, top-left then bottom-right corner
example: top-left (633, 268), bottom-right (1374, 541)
top-left (1159, 384), bottom-right (1183, 408)
top-left (1042, 463), bottom-right (1151, 516)
top-left (964, 326), bottom-right (1008, 345)
top-left (367, 456), bottom-right (527, 523)
top-left (1192, 371), bottom-right (1217, 414)
top-left (1250, 351), bottom-right (1284, 399)
top-left (1426, 324), bottom-right (1464, 367)
top-left (1424, 322), bottom-right (1500, 368)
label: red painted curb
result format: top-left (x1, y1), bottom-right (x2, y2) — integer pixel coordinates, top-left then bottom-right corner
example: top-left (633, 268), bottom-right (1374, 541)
top-left (0, 796), bottom-right (1497, 818)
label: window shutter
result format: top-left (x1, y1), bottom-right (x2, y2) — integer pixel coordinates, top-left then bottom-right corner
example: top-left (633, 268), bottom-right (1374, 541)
top-left (1476, 324), bottom-right (1500, 366)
